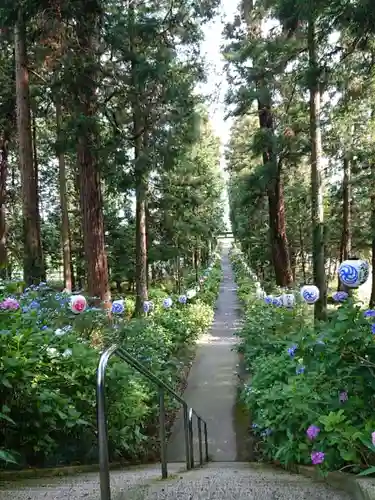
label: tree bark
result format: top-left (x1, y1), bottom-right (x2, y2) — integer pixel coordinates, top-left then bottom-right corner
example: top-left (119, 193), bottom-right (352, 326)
top-left (0, 134), bottom-right (9, 275)
top-left (308, 19), bottom-right (327, 320)
top-left (266, 166), bottom-right (293, 286)
top-left (15, 9), bottom-right (45, 285)
top-left (130, 2), bottom-right (148, 314)
top-left (337, 155), bottom-right (351, 291)
top-left (370, 159), bottom-right (375, 307)
top-left (56, 100), bottom-right (73, 291)
top-left (241, 0), bottom-right (292, 287)
top-left (76, 8), bottom-right (110, 304)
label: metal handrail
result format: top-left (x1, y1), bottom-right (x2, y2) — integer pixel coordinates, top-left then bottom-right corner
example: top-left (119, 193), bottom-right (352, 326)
top-left (96, 344), bottom-right (209, 500)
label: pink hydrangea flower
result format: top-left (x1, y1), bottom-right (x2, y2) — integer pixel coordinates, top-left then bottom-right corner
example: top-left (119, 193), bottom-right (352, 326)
top-left (0, 298), bottom-right (20, 310)
top-left (311, 451), bottom-right (325, 465)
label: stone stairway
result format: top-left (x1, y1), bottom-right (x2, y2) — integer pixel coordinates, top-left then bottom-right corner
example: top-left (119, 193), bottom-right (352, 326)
top-left (0, 243), bottom-right (353, 499)
top-left (0, 462), bottom-right (352, 500)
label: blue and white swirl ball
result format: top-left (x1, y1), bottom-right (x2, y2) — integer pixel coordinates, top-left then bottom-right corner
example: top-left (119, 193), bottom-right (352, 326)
top-left (186, 289), bottom-right (196, 299)
top-left (300, 285), bottom-right (319, 304)
top-left (281, 293), bottom-right (295, 308)
top-left (112, 299), bottom-right (125, 314)
top-left (178, 294), bottom-right (187, 304)
top-left (338, 259), bottom-right (369, 288)
top-left (272, 296), bottom-right (283, 307)
top-left (163, 297), bottom-right (173, 308)
top-left (143, 300), bottom-right (154, 313)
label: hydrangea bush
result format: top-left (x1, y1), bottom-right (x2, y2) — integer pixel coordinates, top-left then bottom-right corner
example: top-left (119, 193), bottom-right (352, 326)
top-left (0, 262), bottom-right (222, 469)
top-left (231, 254), bottom-right (375, 476)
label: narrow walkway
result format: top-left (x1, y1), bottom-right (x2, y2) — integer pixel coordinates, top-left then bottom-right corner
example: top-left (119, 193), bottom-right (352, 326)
top-left (167, 244), bottom-right (243, 463)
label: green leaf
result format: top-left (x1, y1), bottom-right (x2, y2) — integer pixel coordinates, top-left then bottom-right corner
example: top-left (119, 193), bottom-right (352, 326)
top-left (358, 467), bottom-right (375, 477)
top-left (0, 449), bottom-right (18, 464)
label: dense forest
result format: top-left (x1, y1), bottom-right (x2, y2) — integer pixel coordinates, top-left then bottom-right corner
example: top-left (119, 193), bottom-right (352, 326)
top-left (0, 0), bottom-right (224, 314)
top-left (224, 0), bottom-right (375, 319)
top-left (226, 0), bottom-right (375, 476)
top-left (0, 0), bottom-right (226, 470)
top-left (3, 0), bottom-right (375, 484)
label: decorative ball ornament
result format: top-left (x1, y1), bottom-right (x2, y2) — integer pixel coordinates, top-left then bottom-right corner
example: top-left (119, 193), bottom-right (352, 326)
top-left (338, 259), bottom-right (369, 288)
top-left (70, 295), bottom-right (87, 314)
top-left (143, 301), bottom-right (154, 313)
top-left (300, 285), bottom-right (320, 304)
top-left (264, 295), bottom-right (273, 305)
top-left (163, 297), bottom-right (173, 308)
top-left (186, 289), bottom-right (197, 300)
top-left (272, 296), bottom-right (283, 307)
top-left (178, 294), bottom-right (187, 304)
top-left (281, 293), bottom-right (295, 308)
top-left (256, 288), bottom-right (266, 300)
top-left (111, 299), bottom-right (125, 314)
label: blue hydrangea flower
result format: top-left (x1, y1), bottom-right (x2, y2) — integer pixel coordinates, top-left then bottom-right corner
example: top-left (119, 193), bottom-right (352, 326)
top-left (163, 297), bottom-right (173, 308)
top-left (296, 366), bottom-right (305, 375)
top-left (364, 310), bottom-right (375, 318)
top-left (332, 291), bottom-right (348, 302)
top-left (287, 344), bottom-right (298, 357)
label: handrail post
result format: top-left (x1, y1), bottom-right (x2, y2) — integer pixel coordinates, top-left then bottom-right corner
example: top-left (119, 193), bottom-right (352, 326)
top-left (197, 417), bottom-right (203, 466)
top-left (188, 408), bottom-right (194, 469)
top-left (183, 405), bottom-right (191, 470)
top-left (159, 388), bottom-right (168, 479)
top-left (97, 347), bottom-right (117, 500)
top-left (204, 421), bottom-right (209, 463)
top-left (96, 343), bottom-right (209, 498)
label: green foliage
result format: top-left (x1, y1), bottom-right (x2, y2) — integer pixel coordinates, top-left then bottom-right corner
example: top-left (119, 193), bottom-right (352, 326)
top-left (232, 259), bottom-right (375, 474)
top-left (0, 258), bottom-right (222, 469)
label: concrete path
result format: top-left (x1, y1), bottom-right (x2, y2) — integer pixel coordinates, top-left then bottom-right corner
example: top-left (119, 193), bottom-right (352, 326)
top-left (167, 244), bottom-right (243, 463)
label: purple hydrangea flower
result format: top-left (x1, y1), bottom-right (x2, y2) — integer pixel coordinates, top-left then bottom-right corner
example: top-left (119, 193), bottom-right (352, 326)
top-left (0, 298), bottom-right (20, 310)
top-left (306, 425), bottom-right (320, 440)
top-left (339, 391), bottom-right (348, 403)
top-left (311, 451), bottom-right (325, 465)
